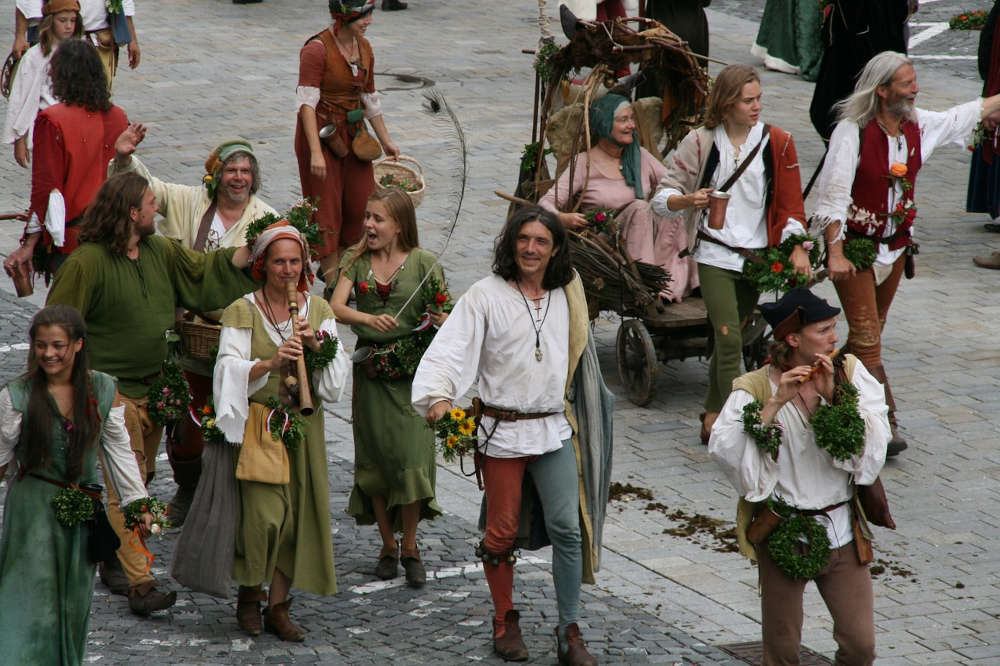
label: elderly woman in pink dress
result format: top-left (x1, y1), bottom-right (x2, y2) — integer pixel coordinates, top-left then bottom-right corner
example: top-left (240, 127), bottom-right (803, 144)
top-left (538, 93), bottom-right (697, 302)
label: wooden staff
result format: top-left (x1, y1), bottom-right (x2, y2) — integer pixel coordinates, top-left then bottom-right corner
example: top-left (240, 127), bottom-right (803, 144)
top-left (286, 281), bottom-right (314, 416)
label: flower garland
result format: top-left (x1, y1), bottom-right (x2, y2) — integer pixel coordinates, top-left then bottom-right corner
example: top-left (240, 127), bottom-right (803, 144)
top-left (584, 207), bottom-right (617, 235)
top-left (266, 397), bottom-right (307, 450)
top-left (742, 400), bottom-right (782, 461)
top-left (949, 9), bottom-right (989, 30)
top-left (245, 200), bottom-right (323, 257)
top-left (811, 381), bottom-right (865, 461)
top-left (842, 237), bottom-right (877, 271)
top-left (191, 398), bottom-right (225, 444)
top-left (766, 500), bottom-right (831, 580)
top-left (146, 361), bottom-right (192, 427)
top-left (369, 328), bottom-right (437, 380)
top-left (123, 497), bottom-right (170, 534)
top-left (742, 234), bottom-right (821, 295)
top-left (304, 329), bottom-right (340, 374)
top-left (434, 406), bottom-right (478, 463)
top-left (51, 487), bottom-right (95, 527)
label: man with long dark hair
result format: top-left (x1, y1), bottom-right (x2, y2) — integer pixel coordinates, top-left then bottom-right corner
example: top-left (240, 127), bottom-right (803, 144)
top-left (412, 206), bottom-right (613, 665)
top-left (3, 38), bottom-right (127, 280)
top-left (46, 171), bottom-right (258, 616)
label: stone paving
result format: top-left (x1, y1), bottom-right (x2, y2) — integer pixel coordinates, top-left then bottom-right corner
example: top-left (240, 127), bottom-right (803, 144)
top-left (0, 0), bottom-right (998, 664)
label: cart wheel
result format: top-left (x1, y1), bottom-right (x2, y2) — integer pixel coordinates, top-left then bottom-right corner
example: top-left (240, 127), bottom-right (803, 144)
top-left (616, 318), bottom-right (657, 406)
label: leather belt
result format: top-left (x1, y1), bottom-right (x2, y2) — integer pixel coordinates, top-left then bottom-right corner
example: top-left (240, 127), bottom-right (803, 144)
top-left (481, 404), bottom-right (557, 422)
top-left (799, 500), bottom-right (849, 517)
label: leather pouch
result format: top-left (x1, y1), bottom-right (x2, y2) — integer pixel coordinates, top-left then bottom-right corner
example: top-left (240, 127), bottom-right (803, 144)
top-left (236, 403), bottom-right (290, 485)
top-left (746, 505), bottom-right (782, 546)
top-left (352, 122), bottom-right (383, 162)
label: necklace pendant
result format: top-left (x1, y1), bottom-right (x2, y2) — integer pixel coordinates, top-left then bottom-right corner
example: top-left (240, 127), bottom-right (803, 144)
top-left (535, 348), bottom-right (543, 362)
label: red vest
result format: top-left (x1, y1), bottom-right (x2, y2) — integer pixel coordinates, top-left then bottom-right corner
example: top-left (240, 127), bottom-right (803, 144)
top-left (36, 104), bottom-right (128, 253)
top-left (847, 118), bottom-right (921, 250)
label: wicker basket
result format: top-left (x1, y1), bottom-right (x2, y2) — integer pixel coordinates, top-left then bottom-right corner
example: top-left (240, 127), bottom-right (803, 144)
top-left (373, 154), bottom-right (425, 207)
top-left (179, 319), bottom-right (221, 361)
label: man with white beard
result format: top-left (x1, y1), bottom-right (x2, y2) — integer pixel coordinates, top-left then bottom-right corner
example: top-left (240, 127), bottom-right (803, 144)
top-left (812, 51), bottom-right (1000, 458)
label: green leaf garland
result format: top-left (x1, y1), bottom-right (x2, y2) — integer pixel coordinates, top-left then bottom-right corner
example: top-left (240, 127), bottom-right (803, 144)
top-left (766, 506), bottom-right (831, 580)
top-left (146, 361), bottom-right (192, 427)
top-left (742, 400), bottom-right (782, 460)
top-left (842, 237), bottom-right (877, 271)
top-left (266, 398), bottom-right (307, 451)
top-left (811, 382), bottom-right (866, 461)
top-left (51, 487), bottom-right (95, 527)
top-left (742, 234), bottom-right (821, 295)
top-left (122, 496), bottom-right (170, 532)
top-left (304, 330), bottom-right (340, 374)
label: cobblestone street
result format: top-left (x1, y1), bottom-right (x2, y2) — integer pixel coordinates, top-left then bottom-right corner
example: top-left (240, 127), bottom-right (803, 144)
top-left (1, 1), bottom-right (998, 664)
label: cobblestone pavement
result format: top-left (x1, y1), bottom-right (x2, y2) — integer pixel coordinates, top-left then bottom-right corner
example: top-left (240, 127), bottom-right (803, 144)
top-left (0, 1), bottom-right (997, 664)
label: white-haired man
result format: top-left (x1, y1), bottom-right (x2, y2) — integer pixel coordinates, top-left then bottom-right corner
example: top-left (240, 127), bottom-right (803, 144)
top-left (813, 51), bottom-right (1000, 457)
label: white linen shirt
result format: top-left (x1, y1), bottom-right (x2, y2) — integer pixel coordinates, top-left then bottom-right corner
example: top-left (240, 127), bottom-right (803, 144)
top-left (708, 363), bottom-right (891, 548)
top-left (652, 121), bottom-right (806, 272)
top-left (213, 294), bottom-right (350, 445)
top-left (813, 100), bottom-right (982, 267)
top-left (0, 389), bottom-right (147, 506)
top-left (411, 274), bottom-right (573, 459)
top-left (2, 44), bottom-right (55, 146)
top-left (17, 0), bottom-right (135, 31)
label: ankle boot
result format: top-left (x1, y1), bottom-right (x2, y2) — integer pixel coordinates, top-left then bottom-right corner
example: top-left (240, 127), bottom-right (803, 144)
top-left (556, 623), bottom-right (597, 665)
top-left (494, 609), bottom-right (529, 661)
top-left (236, 585), bottom-right (266, 636)
top-left (263, 597), bottom-right (306, 642)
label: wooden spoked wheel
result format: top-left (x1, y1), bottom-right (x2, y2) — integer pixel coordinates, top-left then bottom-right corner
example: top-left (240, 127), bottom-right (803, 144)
top-left (616, 318), bottom-right (657, 406)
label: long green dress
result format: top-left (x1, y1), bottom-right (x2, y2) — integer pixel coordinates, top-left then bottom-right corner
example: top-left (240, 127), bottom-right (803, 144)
top-left (0, 372), bottom-right (116, 666)
top-left (752, 0), bottom-right (823, 82)
top-left (342, 247), bottom-right (442, 529)
top-left (221, 295), bottom-right (338, 596)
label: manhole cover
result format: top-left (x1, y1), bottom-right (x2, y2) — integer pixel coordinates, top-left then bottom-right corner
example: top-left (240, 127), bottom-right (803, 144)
top-left (375, 71), bottom-right (435, 91)
top-left (718, 641), bottom-right (832, 665)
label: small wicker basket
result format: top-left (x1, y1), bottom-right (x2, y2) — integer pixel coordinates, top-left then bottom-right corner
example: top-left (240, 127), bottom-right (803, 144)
top-left (179, 319), bottom-right (221, 361)
top-left (373, 154), bottom-right (425, 207)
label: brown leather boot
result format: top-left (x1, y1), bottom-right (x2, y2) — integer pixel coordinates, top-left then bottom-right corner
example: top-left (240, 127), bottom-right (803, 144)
top-left (494, 609), bottom-right (529, 661)
top-left (236, 585), bottom-right (266, 636)
top-left (128, 581), bottom-right (178, 616)
top-left (263, 597), bottom-right (306, 642)
top-left (556, 623), bottom-right (597, 665)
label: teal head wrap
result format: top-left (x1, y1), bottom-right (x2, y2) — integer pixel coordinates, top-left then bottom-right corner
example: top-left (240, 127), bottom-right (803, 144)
top-left (589, 94), bottom-right (643, 199)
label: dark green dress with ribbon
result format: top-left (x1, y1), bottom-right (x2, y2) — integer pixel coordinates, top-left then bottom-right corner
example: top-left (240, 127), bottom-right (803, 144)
top-left (341, 247), bottom-right (443, 529)
top-left (0, 371), bottom-right (116, 666)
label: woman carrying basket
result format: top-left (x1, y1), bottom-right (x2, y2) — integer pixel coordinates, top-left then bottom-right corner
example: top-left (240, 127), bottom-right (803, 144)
top-left (294, 0), bottom-right (400, 285)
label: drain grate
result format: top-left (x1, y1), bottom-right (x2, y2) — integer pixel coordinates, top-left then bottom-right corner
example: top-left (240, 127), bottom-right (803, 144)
top-left (718, 641), bottom-right (833, 665)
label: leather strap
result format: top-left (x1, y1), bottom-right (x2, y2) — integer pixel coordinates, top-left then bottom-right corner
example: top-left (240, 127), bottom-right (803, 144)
top-left (695, 229), bottom-right (768, 265)
top-left (481, 404), bottom-right (558, 421)
top-left (192, 201), bottom-right (218, 253)
top-left (699, 124), bottom-right (770, 193)
top-left (25, 473), bottom-right (101, 500)
top-left (799, 500), bottom-right (849, 517)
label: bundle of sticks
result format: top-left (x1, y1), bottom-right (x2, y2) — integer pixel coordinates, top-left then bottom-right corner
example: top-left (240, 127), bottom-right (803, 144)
top-left (568, 229), bottom-right (669, 313)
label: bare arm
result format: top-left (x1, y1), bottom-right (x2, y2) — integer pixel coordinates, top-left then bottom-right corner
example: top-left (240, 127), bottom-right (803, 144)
top-left (298, 105), bottom-right (327, 179)
top-left (329, 273), bottom-right (398, 332)
top-left (368, 114), bottom-right (399, 159)
top-left (126, 17), bottom-right (140, 69)
top-left (13, 9), bottom-right (28, 58)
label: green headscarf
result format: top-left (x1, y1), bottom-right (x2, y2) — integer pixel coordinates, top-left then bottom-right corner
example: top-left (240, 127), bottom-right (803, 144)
top-left (589, 94), bottom-right (643, 199)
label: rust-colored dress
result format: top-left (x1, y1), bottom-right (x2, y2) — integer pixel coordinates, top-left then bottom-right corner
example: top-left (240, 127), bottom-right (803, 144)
top-left (294, 29), bottom-right (377, 258)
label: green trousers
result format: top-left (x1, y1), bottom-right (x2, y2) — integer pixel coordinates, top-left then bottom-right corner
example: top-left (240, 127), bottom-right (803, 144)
top-left (698, 263), bottom-right (759, 412)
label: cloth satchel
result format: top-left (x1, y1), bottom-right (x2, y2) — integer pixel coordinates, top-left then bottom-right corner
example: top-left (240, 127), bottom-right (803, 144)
top-left (235, 402), bottom-right (290, 485)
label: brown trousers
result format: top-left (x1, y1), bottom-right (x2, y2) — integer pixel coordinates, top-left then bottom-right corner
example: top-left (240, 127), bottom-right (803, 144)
top-left (759, 542), bottom-right (876, 666)
top-left (102, 393), bottom-right (163, 586)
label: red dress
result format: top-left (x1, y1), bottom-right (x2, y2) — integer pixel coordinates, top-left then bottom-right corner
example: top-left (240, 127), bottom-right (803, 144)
top-left (294, 29), bottom-right (377, 260)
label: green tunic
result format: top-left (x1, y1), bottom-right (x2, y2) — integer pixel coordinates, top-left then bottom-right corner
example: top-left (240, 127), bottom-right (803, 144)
top-left (342, 247), bottom-right (442, 529)
top-left (0, 372), bottom-right (116, 666)
top-left (46, 236), bottom-right (258, 398)
top-left (221, 295), bottom-right (337, 596)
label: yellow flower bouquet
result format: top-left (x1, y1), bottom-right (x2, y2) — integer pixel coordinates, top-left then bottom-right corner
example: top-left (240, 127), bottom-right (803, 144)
top-left (434, 407), bottom-right (478, 463)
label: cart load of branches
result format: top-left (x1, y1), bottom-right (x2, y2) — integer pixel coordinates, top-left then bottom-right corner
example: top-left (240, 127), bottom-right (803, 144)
top-left (569, 229), bottom-right (669, 320)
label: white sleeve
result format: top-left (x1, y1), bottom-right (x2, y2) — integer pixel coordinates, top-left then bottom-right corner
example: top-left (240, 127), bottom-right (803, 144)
top-left (2, 49), bottom-right (43, 145)
top-left (830, 363), bottom-right (890, 483)
top-left (123, 0), bottom-right (136, 17)
top-left (0, 388), bottom-right (22, 470)
top-left (361, 91), bottom-right (382, 119)
top-left (811, 120), bottom-right (860, 236)
top-left (312, 317), bottom-right (351, 403)
top-left (16, 0), bottom-right (42, 20)
top-left (650, 186), bottom-right (685, 217)
top-left (916, 100), bottom-right (983, 159)
top-left (100, 405), bottom-right (147, 506)
top-left (296, 86), bottom-right (320, 111)
top-left (213, 326), bottom-right (268, 444)
top-left (707, 389), bottom-right (781, 502)
top-left (780, 218), bottom-right (807, 240)
top-left (411, 288), bottom-right (487, 417)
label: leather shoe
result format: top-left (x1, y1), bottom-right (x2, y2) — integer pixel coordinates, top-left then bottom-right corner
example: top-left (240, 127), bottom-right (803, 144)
top-left (973, 252), bottom-right (1000, 269)
top-left (128, 582), bottom-right (178, 616)
top-left (236, 585), bottom-right (266, 636)
top-left (99, 558), bottom-right (129, 596)
top-left (375, 541), bottom-right (399, 580)
top-left (984, 223), bottom-right (1000, 232)
top-left (494, 609), bottom-right (529, 661)
top-left (886, 435), bottom-right (908, 457)
top-left (556, 623), bottom-right (597, 665)
top-left (263, 597), bottom-right (306, 642)
top-left (401, 549), bottom-right (426, 588)
top-left (381, 0), bottom-right (407, 9)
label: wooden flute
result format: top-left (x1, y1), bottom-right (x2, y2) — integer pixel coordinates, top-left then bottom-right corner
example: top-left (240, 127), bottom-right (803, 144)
top-left (286, 281), bottom-right (315, 416)
top-left (797, 347), bottom-right (840, 384)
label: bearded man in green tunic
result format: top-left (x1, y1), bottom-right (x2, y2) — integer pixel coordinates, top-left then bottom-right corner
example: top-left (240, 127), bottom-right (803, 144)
top-left (46, 170), bottom-right (258, 615)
